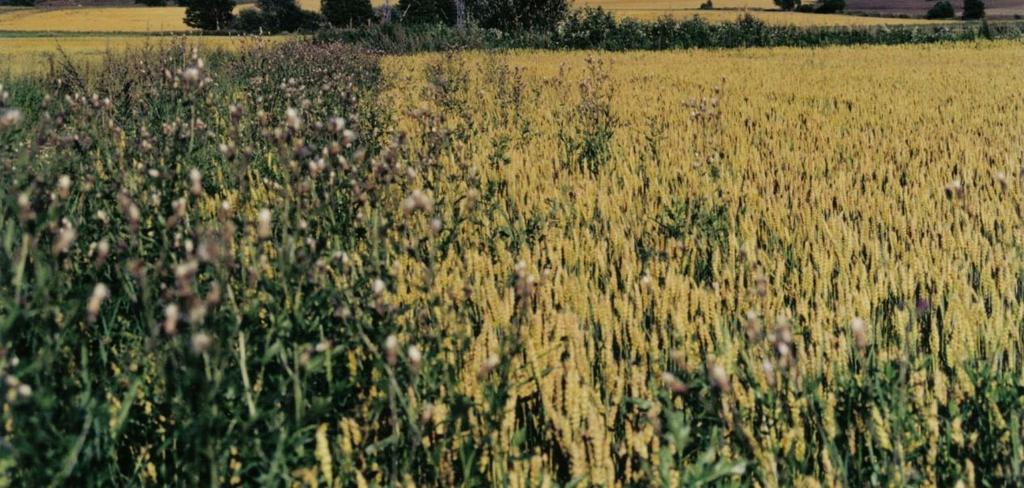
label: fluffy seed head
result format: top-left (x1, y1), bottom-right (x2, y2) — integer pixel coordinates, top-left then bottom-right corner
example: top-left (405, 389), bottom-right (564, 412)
top-left (0, 109), bottom-right (22, 129)
top-left (371, 278), bottom-right (386, 296)
top-left (477, 354), bottom-right (500, 380)
top-left (86, 283), bottom-right (110, 323)
top-left (407, 345), bottom-right (423, 371)
top-left (402, 189), bottom-right (433, 215)
top-left (660, 371), bottom-right (687, 393)
top-left (57, 175), bottom-right (72, 200)
top-left (708, 363), bottom-right (730, 392)
top-left (851, 317), bottom-right (868, 349)
top-left (191, 332), bottom-right (212, 355)
top-left (385, 334), bottom-right (398, 366)
top-left (164, 304), bottom-right (180, 335)
top-left (256, 208), bottom-right (272, 240)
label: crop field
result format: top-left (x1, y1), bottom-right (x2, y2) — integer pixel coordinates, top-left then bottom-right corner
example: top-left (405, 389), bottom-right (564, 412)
top-left (0, 36), bottom-right (270, 76)
top-left (0, 6), bottom-right (194, 32)
top-left (0, 0), bottom-right (957, 34)
top-left (574, 0), bottom-right (943, 24)
top-left (0, 1), bottom-right (322, 32)
top-left (845, 0), bottom-right (1024, 19)
top-left (1, 36), bottom-right (1023, 485)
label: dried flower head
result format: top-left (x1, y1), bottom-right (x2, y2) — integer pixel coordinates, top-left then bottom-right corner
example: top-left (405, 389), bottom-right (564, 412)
top-left (57, 175), bottom-right (72, 200)
top-left (477, 354), bottom-right (500, 380)
top-left (86, 283), bottom-right (110, 323)
top-left (256, 208), bottom-right (272, 240)
top-left (418, 403), bottom-right (437, 426)
top-left (851, 316), bottom-right (868, 349)
top-left (385, 334), bottom-right (399, 366)
top-left (164, 304), bottom-right (180, 335)
top-left (191, 331), bottom-right (212, 355)
top-left (708, 362), bottom-right (730, 392)
top-left (0, 109), bottom-right (22, 130)
top-left (402, 189), bottom-right (434, 215)
top-left (371, 278), bottom-right (386, 297)
top-left (407, 345), bottom-right (423, 372)
top-left (52, 222), bottom-right (77, 256)
top-left (744, 310), bottom-right (762, 341)
top-left (285, 108), bottom-right (302, 131)
top-left (182, 67), bottom-right (201, 84)
top-left (660, 371), bottom-right (687, 393)
top-left (944, 179), bottom-right (964, 199)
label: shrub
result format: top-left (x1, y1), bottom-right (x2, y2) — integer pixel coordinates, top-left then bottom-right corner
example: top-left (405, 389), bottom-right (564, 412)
top-left (397, 0), bottom-right (457, 24)
top-left (322, 0), bottom-right (376, 27)
top-left (699, 0), bottom-right (714, 9)
top-left (774, 0), bottom-right (800, 11)
top-left (377, 3), bottom-right (400, 22)
top-left (962, 0), bottom-right (984, 19)
top-left (468, 0), bottom-right (570, 31)
top-left (232, 8), bottom-right (269, 32)
top-left (184, 0), bottom-right (236, 30)
top-left (316, 9), bottom-right (1024, 51)
top-left (926, 0), bottom-right (955, 19)
top-left (255, 0), bottom-right (322, 32)
top-left (815, 0), bottom-right (845, 13)
top-left (555, 7), bottom-right (618, 48)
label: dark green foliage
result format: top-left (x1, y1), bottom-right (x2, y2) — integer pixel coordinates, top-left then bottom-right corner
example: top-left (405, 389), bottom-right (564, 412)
top-left (558, 57), bottom-right (616, 175)
top-left (135, 0), bottom-right (168, 6)
top-left (660, 198), bottom-right (731, 285)
top-left (397, 0), bottom-right (457, 24)
top-left (699, 0), bottom-right (714, 9)
top-left (467, 0), bottom-right (570, 31)
top-left (6, 0), bottom-right (35, 6)
top-left (774, 0), bottom-right (801, 11)
top-left (255, 0), bottom-right (322, 32)
top-left (926, 0), bottom-right (955, 19)
top-left (962, 0), bottom-right (985, 19)
top-left (317, 11), bottom-right (1024, 52)
top-left (0, 41), bottom-right (399, 486)
top-left (232, 8), bottom-right (268, 32)
top-left (183, 0), bottom-right (236, 30)
top-left (322, 0), bottom-right (376, 27)
top-left (815, 0), bottom-right (845, 13)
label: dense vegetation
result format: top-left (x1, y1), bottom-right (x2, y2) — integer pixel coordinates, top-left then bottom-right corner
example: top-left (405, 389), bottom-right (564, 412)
top-left (963, 0), bottom-right (986, 20)
top-left (926, 0), bottom-right (956, 20)
top-left (318, 10), bottom-right (1024, 53)
top-left (183, 0), bottom-right (236, 31)
top-left (2, 36), bottom-right (1024, 486)
top-left (321, 0), bottom-right (375, 27)
top-left (170, 0), bottom-right (997, 35)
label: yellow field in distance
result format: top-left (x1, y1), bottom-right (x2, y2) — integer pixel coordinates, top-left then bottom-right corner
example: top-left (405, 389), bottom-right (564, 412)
top-left (0, 1), bottom-right (324, 32)
top-left (0, 0), bottom-right (941, 33)
top-left (578, 0), bottom-right (941, 24)
top-left (0, 6), bottom-right (192, 32)
top-left (0, 36), bottom-right (273, 76)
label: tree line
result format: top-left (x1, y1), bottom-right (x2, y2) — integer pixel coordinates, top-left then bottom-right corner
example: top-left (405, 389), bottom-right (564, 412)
top-left (182, 0), bottom-right (569, 32)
